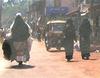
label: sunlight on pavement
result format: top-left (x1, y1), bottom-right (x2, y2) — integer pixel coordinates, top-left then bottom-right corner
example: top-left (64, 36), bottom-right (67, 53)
top-left (0, 58), bottom-right (9, 75)
top-left (0, 43), bottom-right (9, 75)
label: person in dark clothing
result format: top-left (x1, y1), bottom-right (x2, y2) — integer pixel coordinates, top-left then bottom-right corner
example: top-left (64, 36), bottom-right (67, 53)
top-left (63, 19), bottom-right (77, 62)
top-left (10, 13), bottom-right (31, 63)
top-left (36, 27), bottom-right (41, 41)
top-left (2, 39), bottom-right (12, 60)
top-left (11, 14), bottom-right (30, 41)
top-left (2, 38), bottom-right (14, 60)
top-left (2, 13), bottom-right (31, 65)
top-left (79, 18), bottom-right (92, 60)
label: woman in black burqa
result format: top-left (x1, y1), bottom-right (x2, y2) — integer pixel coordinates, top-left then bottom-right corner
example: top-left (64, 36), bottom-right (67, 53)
top-left (11, 15), bottom-right (30, 41)
top-left (79, 18), bottom-right (92, 60)
top-left (63, 19), bottom-right (77, 62)
top-left (2, 14), bottom-right (30, 62)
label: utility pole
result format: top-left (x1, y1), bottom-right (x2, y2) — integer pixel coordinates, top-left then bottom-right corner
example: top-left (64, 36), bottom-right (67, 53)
top-left (0, 0), bottom-right (3, 28)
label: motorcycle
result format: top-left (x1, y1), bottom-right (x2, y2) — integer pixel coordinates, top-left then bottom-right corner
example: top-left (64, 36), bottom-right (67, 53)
top-left (15, 51), bottom-right (27, 66)
top-left (2, 34), bottom-right (32, 66)
top-left (12, 41), bottom-right (30, 66)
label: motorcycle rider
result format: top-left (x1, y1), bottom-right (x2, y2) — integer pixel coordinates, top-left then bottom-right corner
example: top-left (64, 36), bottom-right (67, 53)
top-left (2, 13), bottom-right (32, 66)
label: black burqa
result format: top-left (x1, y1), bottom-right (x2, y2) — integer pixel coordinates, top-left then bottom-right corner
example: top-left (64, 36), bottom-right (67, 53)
top-left (79, 19), bottom-right (92, 58)
top-left (11, 15), bottom-right (30, 41)
top-left (2, 15), bottom-right (30, 60)
top-left (63, 19), bottom-right (76, 60)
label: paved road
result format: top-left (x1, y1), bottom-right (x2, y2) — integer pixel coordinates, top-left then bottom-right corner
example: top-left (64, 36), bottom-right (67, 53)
top-left (0, 40), bottom-right (100, 78)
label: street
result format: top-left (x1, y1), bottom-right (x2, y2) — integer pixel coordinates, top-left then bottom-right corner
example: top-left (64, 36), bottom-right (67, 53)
top-left (0, 39), bottom-right (100, 78)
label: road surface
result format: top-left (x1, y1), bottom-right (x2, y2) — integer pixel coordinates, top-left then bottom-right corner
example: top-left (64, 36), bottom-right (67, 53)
top-left (0, 39), bottom-right (100, 78)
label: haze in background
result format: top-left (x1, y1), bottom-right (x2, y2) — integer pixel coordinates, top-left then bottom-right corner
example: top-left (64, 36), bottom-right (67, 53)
top-left (4, 0), bottom-right (8, 2)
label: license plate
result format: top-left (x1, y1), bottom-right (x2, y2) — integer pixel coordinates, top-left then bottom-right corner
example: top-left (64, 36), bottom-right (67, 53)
top-left (16, 56), bottom-right (26, 61)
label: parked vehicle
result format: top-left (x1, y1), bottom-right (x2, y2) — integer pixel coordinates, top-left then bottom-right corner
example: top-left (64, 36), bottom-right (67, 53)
top-left (45, 20), bottom-right (66, 51)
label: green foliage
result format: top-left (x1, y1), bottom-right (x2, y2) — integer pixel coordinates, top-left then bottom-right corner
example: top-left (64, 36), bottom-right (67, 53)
top-left (2, 0), bottom-right (29, 28)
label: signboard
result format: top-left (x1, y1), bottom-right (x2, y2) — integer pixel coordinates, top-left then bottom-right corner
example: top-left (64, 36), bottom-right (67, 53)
top-left (46, 7), bottom-right (69, 16)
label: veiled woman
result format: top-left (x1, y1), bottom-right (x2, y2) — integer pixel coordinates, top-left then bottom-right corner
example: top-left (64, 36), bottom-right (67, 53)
top-left (79, 18), bottom-right (92, 60)
top-left (63, 19), bottom-right (77, 62)
top-left (10, 13), bottom-right (31, 65)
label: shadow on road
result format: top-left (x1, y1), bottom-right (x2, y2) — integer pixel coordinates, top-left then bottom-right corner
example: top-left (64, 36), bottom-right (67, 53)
top-left (48, 50), bottom-right (65, 52)
top-left (67, 60), bottom-right (80, 63)
top-left (7, 64), bottom-right (35, 69)
top-left (89, 58), bottom-right (98, 60)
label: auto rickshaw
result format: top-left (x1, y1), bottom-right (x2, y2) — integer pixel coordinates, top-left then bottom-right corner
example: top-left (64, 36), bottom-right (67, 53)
top-left (44, 20), bottom-right (66, 51)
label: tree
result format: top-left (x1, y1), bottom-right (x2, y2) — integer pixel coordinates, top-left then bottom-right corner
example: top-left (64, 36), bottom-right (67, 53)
top-left (0, 0), bottom-right (3, 28)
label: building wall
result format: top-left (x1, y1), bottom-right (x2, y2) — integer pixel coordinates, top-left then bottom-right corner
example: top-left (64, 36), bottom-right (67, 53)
top-left (46, 0), bottom-right (61, 7)
top-left (54, 0), bottom-right (61, 7)
top-left (46, 0), bottom-right (54, 7)
top-left (45, 0), bottom-right (78, 12)
top-left (46, 0), bottom-right (76, 7)
top-left (61, 0), bottom-right (76, 10)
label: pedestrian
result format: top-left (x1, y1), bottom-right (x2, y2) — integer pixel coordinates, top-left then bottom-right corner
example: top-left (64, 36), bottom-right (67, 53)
top-left (79, 18), bottom-right (92, 60)
top-left (63, 19), bottom-right (77, 62)
top-left (36, 26), bottom-right (41, 41)
top-left (2, 38), bottom-right (12, 60)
